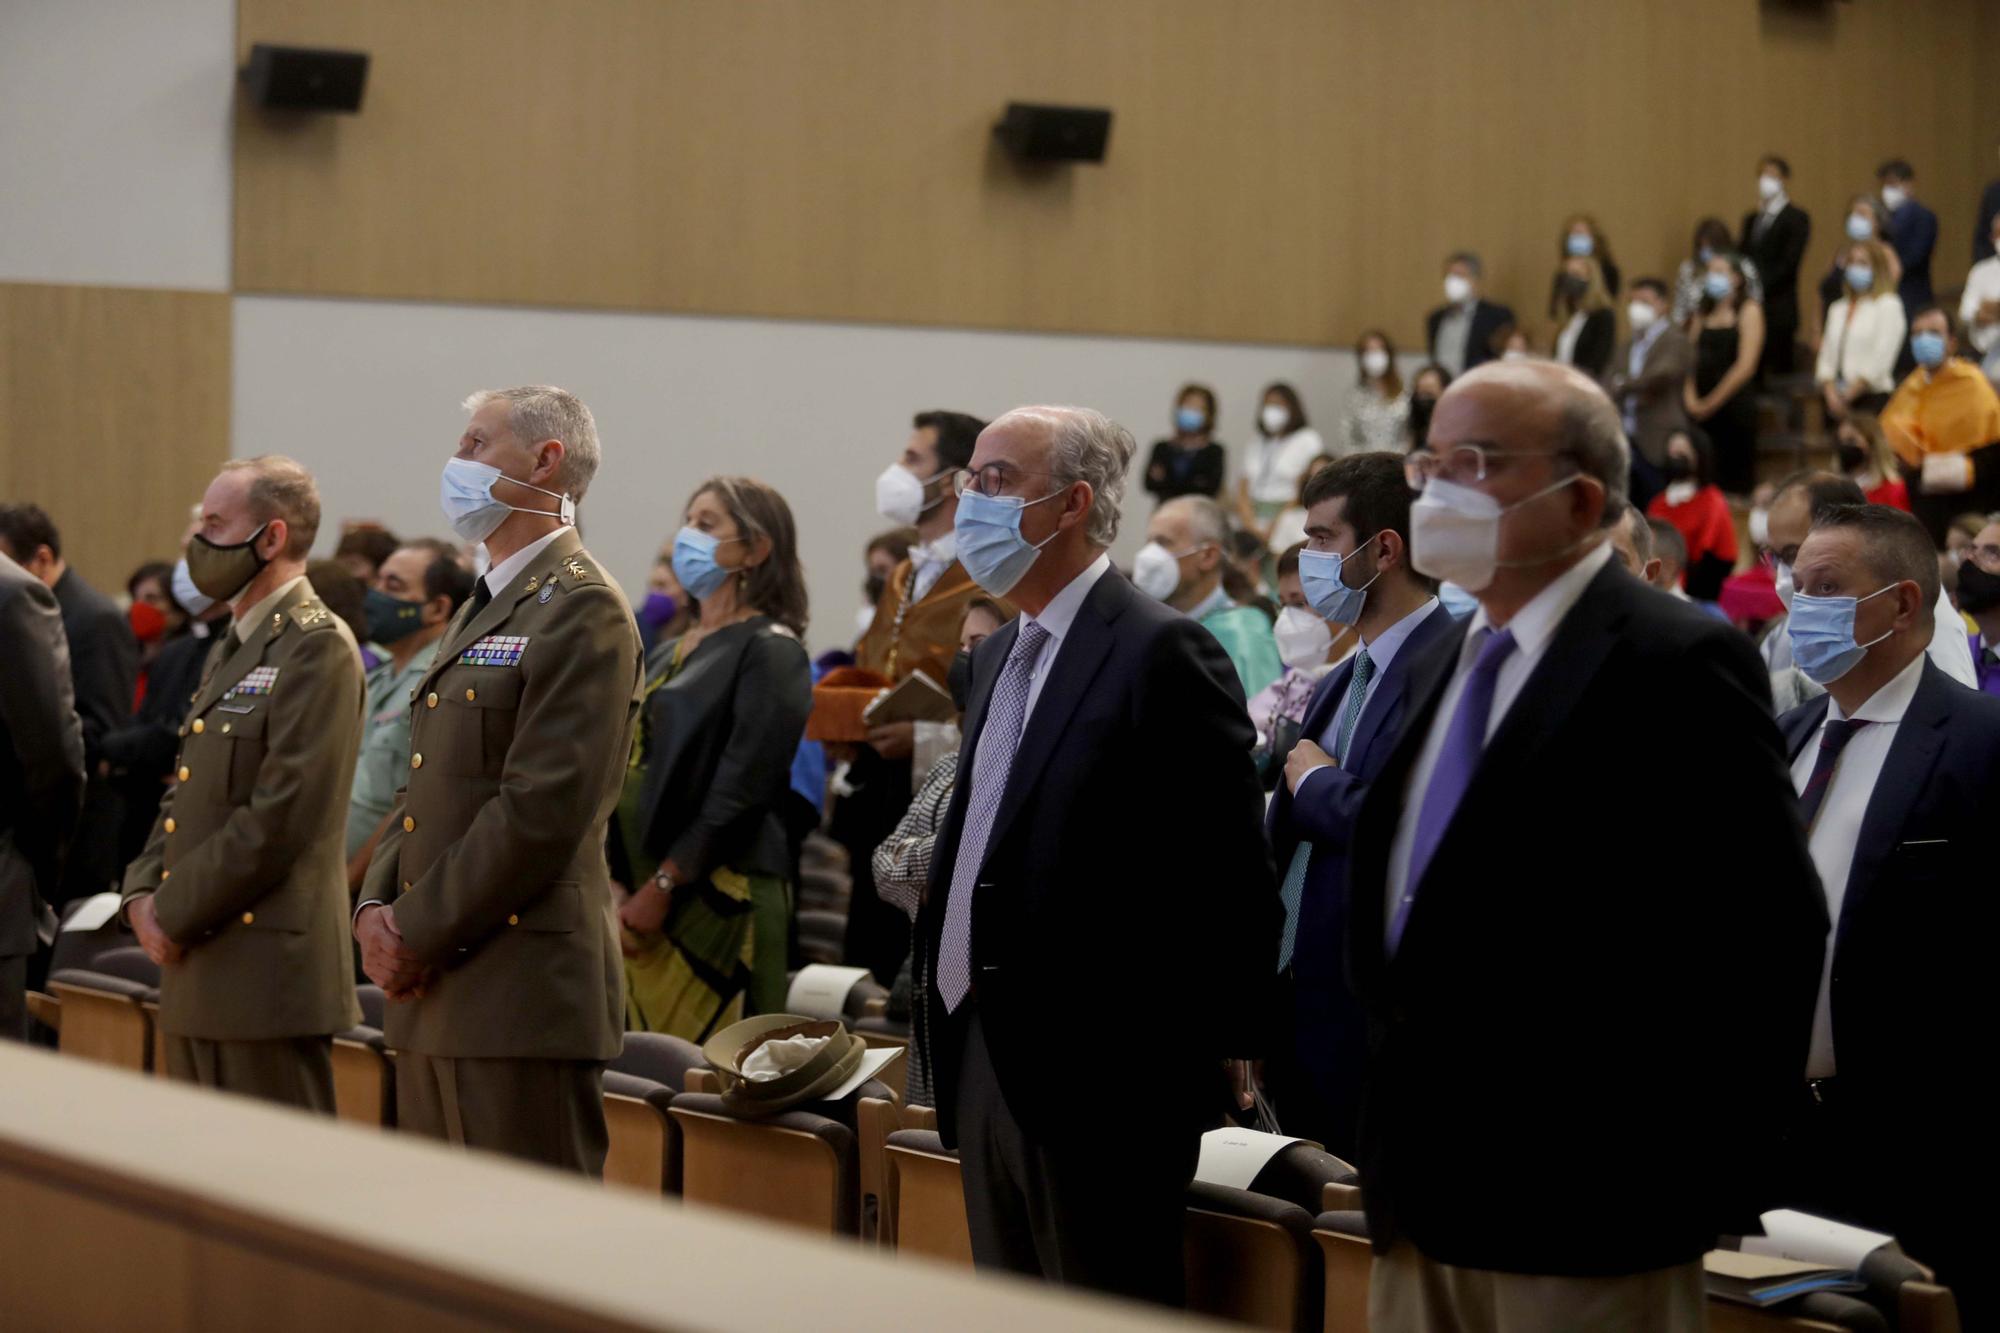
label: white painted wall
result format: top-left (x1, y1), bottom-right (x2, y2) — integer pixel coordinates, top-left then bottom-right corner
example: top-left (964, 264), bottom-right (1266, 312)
top-left (0, 0), bottom-right (234, 289)
top-left (234, 295), bottom-right (1402, 651)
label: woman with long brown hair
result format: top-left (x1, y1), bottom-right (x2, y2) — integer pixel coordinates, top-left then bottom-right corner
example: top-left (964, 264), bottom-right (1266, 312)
top-left (614, 475), bottom-right (813, 1040)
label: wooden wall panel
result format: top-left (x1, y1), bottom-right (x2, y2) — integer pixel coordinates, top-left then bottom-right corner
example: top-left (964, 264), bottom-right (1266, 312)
top-left (234, 0), bottom-right (1989, 349)
top-left (0, 283), bottom-right (231, 592)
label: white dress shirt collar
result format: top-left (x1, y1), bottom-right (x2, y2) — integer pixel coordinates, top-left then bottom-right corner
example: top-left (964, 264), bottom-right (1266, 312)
top-left (1762, 189), bottom-right (1790, 219)
top-left (483, 526), bottom-right (567, 598)
top-left (1359, 597), bottom-right (1441, 669)
top-left (910, 530), bottom-right (957, 571)
top-left (1025, 551), bottom-right (1112, 646)
top-left (1462, 540), bottom-right (1613, 661)
top-left (1823, 648), bottom-right (1925, 726)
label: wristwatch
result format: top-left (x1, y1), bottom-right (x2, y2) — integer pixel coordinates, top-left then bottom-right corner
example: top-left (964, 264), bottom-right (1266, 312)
top-left (648, 869), bottom-right (676, 897)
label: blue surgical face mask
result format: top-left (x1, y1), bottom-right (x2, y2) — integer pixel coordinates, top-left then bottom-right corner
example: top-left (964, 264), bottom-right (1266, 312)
top-left (953, 486), bottom-right (1066, 597)
top-left (671, 526), bottom-right (745, 600)
top-left (1703, 270), bottom-right (1735, 301)
top-left (1698, 246), bottom-right (1716, 266)
top-left (1845, 264), bottom-right (1874, 293)
top-left (439, 457), bottom-right (574, 543)
top-left (1911, 331), bottom-right (1947, 370)
top-left (1175, 406), bottom-right (1206, 433)
top-left (1565, 232), bottom-right (1593, 257)
top-left (1787, 584), bottom-right (1896, 684)
top-left (1298, 533), bottom-right (1384, 625)
top-left (1845, 212), bottom-right (1874, 241)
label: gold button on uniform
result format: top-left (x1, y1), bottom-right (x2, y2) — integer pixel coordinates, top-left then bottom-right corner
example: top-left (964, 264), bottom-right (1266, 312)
top-left (177, 766), bottom-right (190, 782)
top-left (241, 911), bottom-right (255, 925)
top-left (403, 816), bottom-right (416, 832)
top-left (402, 881), bottom-right (412, 893)
top-left (160, 870), bottom-right (170, 880)
top-left (221, 723), bottom-right (232, 734)
top-left (164, 818), bottom-right (176, 834)
top-left (507, 914), bottom-right (519, 926)
top-left (192, 718), bottom-right (204, 734)
top-left (426, 692), bottom-right (439, 708)
top-left (465, 688), bottom-right (477, 702)
top-left (411, 753), bottom-right (423, 770)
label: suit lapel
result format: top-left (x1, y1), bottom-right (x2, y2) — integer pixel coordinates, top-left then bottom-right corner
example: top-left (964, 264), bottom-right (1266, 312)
top-left (419, 528), bottom-right (584, 699)
top-left (189, 580), bottom-right (312, 718)
top-left (1837, 663), bottom-right (1949, 948)
top-left (1780, 695), bottom-right (1831, 763)
top-left (980, 574), bottom-right (1125, 859)
top-left (1340, 603), bottom-right (1455, 773)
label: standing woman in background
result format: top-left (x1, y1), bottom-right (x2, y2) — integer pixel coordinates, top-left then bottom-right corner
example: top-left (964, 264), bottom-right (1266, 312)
top-left (1814, 238), bottom-right (1906, 424)
top-left (1405, 363), bottom-right (1450, 452)
top-left (1684, 252), bottom-right (1765, 496)
top-left (1342, 330), bottom-right (1409, 454)
top-left (616, 477), bottom-right (813, 1041)
top-left (1548, 214), bottom-right (1622, 316)
top-left (1673, 218), bottom-right (1762, 324)
top-left (1552, 254), bottom-right (1618, 381)
top-left (1814, 196), bottom-right (1902, 352)
top-left (1142, 383), bottom-right (1226, 504)
top-left (1235, 382), bottom-right (1323, 540)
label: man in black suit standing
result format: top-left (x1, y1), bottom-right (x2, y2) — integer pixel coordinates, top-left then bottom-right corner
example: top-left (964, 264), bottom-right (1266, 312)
top-left (1348, 361), bottom-right (1826, 1331)
top-left (1776, 503), bottom-right (1997, 1326)
top-left (920, 405), bottom-right (1280, 1306)
top-left (0, 505), bottom-right (138, 905)
top-left (0, 552), bottom-right (85, 1040)
top-left (1425, 251), bottom-right (1516, 378)
top-left (1740, 153), bottom-right (1812, 377)
top-left (1262, 451), bottom-right (1458, 1159)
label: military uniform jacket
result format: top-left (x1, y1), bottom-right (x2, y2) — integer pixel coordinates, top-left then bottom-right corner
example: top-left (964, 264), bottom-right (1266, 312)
top-left (361, 528), bottom-right (642, 1062)
top-left (120, 579), bottom-right (366, 1041)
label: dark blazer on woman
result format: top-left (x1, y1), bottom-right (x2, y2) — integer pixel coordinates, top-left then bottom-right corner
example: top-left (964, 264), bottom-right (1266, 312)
top-left (1560, 308), bottom-right (1617, 380)
top-left (632, 617), bottom-right (811, 884)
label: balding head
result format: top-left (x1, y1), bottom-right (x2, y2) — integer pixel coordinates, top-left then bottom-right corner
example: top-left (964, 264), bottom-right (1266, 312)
top-left (1768, 471), bottom-right (1867, 564)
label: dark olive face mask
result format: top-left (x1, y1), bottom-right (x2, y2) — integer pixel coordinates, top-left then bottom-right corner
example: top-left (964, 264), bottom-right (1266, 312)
top-left (186, 522), bottom-right (271, 602)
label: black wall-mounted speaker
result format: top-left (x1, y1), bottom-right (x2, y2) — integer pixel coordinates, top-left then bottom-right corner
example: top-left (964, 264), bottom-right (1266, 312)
top-left (992, 103), bottom-right (1112, 163)
top-left (242, 44), bottom-right (370, 113)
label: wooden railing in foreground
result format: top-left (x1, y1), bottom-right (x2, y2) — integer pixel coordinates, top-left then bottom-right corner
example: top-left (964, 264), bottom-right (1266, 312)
top-left (0, 1044), bottom-right (1197, 1333)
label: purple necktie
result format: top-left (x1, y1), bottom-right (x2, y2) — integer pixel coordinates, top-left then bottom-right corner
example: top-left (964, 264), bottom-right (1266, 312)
top-left (1392, 626), bottom-right (1517, 953)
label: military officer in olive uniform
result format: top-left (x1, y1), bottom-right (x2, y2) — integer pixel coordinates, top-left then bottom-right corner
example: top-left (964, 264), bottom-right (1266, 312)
top-left (356, 386), bottom-right (641, 1176)
top-left (122, 457), bottom-right (365, 1109)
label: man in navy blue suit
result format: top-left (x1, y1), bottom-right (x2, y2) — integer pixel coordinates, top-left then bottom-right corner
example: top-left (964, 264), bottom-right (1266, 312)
top-left (1263, 452), bottom-right (1460, 1158)
top-left (1776, 503), bottom-right (1999, 1325)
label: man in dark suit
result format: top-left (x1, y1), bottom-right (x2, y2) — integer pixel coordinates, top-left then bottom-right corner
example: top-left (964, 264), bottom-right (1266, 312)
top-left (1775, 503), bottom-right (1997, 1326)
top-left (1425, 251), bottom-right (1515, 378)
top-left (0, 504), bottom-right (138, 905)
top-left (1740, 153), bottom-right (1812, 377)
top-left (1261, 452), bottom-right (1458, 1159)
top-left (1877, 159), bottom-right (1938, 315)
top-left (0, 552), bottom-right (86, 1040)
top-left (919, 405), bottom-right (1280, 1306)
top-left (1347, 361), bottom-right (1826, 1331)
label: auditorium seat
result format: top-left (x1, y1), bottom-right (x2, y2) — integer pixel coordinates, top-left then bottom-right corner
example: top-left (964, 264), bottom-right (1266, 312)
top-left (354, 983), bottom-right (387, 1031)
top-left (88, 946), bottom-right (161, 988)
top-left (330, 1026), bottom-right (394, 1127)
top-left (1706, 1244), bottom-right (1962, 1333)
top-left (1311, 1210), bottom-right (1373, 1333)
top-left (612, 1030), bottom-right (706, 1093)
top-left (1244, 1142), bottom-right (1361, 1216)
top-left (668, 1092), bottom-right (859, 1234)
top-left (795, 911), bottom-right (847, 965)
top-left (44, 970), bottom-right (156, 1072)
top-left (1185, 1181), bottom-right (1321, 1332)
top-left (881, 1129), bottom-right (974, 1266)
top-left (602, 1069), bottom-right (681, 1196)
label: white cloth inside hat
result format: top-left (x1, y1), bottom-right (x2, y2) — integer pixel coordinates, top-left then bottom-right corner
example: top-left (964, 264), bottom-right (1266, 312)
top-left (741, 1033), bottom-right (832, 1082)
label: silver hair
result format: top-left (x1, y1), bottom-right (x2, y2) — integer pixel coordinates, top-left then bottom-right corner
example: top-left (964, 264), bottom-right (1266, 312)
top-left (462, 385), bottom-right (602, 502)
top-left (1159, 494), bottom-right (1228, 548)
top-left (992, 405), bottom-right (1134, 547)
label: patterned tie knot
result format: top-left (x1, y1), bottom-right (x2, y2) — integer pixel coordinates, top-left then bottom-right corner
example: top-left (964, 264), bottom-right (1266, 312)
top-left (1351, 646), bottom-right (1375, 688)
top-left (1012, 619), bottom-right (1050, 659)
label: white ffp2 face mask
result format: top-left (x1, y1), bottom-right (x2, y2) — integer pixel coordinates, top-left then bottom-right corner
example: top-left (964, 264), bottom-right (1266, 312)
top-left (439, 457), bottom-right (575, 543)
top-left (1360, 349), bottom-right (1391, 379)
top-left (1132, 541), bottom-right (1187, 602)
top-left (1274, 603), bottom-right (1336, 670)
top-left (1260, 403), bottom-right (1291, 436)
top-left (875, 463), bottom-right (942, 528)
top-left (1409, 473), bottom-right (1584, 592)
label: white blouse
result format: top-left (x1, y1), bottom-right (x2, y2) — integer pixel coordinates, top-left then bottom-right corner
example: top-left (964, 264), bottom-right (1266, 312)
top-left (1243, 427), bottom-right (1326, 506)
top-left (1815, 295), bottom-right (1907, 395)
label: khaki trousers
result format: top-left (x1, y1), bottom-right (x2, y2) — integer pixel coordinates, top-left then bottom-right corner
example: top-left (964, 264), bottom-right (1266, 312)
top-left (165, 1034), bottom-right (336, 1113)
top-left (395, 1052), bottom-right (608, 1178)
top-left (1370, 1243), bottom-right (1707, 1333)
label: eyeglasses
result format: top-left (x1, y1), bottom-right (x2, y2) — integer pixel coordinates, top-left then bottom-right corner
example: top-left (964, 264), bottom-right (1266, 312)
top-left (952, 464), bottom-right (1060, 498)
top-left (1403, 444), bottom-right (1566, 491)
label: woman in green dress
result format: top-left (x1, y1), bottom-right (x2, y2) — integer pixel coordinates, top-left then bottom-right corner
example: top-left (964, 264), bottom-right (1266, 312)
top-left (614, 476), bottom-right (812, 1041)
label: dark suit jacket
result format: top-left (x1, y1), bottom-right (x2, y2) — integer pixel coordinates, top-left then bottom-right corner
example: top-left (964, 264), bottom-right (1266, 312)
top-left (1560, 308), bottom-right (1616, 380)
top-left (1886, 201), bottom-right (1938, 310)
top-left (629, 617), bottom-right (811, 884)
top-left (1346, 559), bottom-right (1826, 1276)
top-left (52, 566), bottom-right (137, 901)
top-left (919, 566), bottom-right (1280, 1149)
top-left (1740, 203), bottom-right (1812, 326)
top-left (1775, 660), bottom-right (1997, 1238)
top-left (1264, 600), bottom-right (1460, 1153)
top-left (1425, 300), bottom-right (1516, 373)
top-left (0, 555), bottom-right (85, 959)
